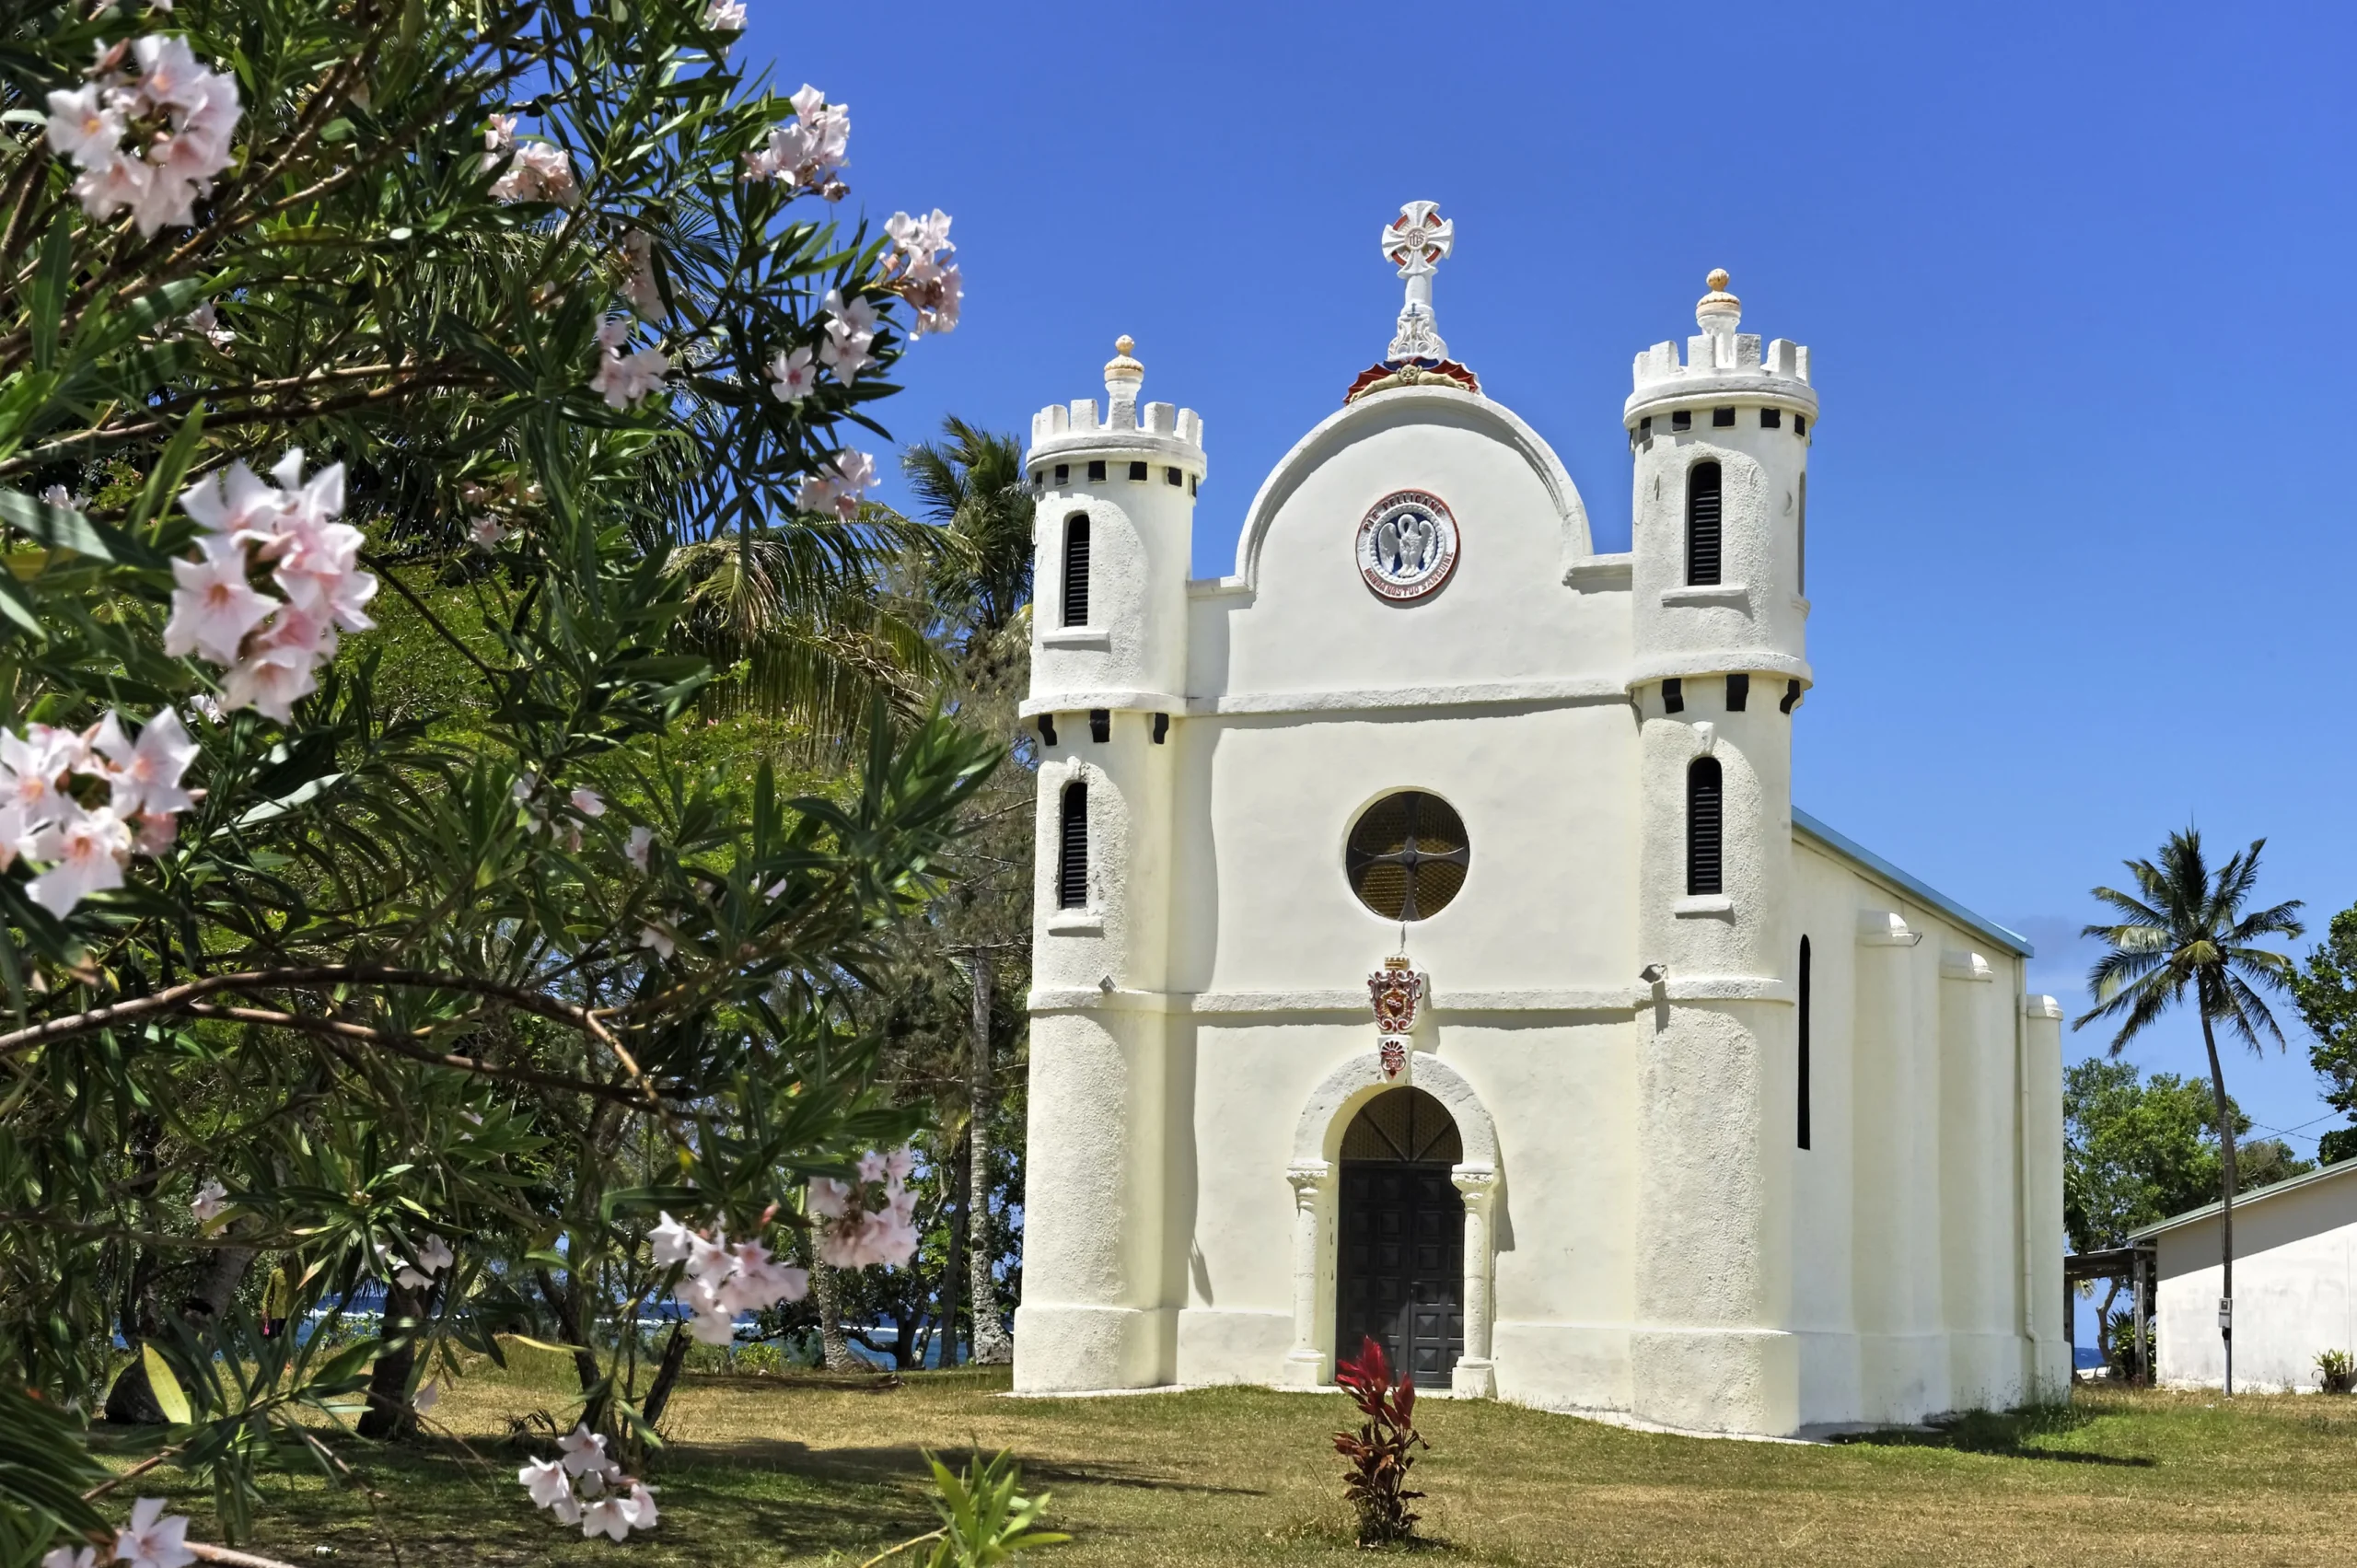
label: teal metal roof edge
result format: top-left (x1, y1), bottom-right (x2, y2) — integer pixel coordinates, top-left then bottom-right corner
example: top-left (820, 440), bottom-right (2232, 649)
top-left (1790, 807), bottom-right (2034, 958)
top-left (2125, 1155), bottom-right (2357, 1241)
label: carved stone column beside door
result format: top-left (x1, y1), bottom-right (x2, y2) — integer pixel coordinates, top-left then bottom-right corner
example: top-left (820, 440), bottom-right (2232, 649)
top-left (1283, 1161), bottom-right (1334, 1386)
top-left (1451, 1165), bottom-right (1498, 1397)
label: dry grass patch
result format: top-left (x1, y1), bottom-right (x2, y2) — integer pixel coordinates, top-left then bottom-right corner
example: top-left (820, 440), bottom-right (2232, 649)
top-left (125, 1345), bottom-right (2357, 1565)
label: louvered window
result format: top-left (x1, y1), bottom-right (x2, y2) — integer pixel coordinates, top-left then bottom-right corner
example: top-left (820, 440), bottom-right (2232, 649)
top-left (1687, 461), bottom-right (1723, 587)
top-left (1687, 757), bottom-right (1724, 896)
top-left (1061, 516), bottom-right (1090, 627)
top-left (1797, 935), bottom-right (1813, 1149)
top-left (1057, 782), bottom-right (1087, 908)
top-left (1796, 472), bottom-right (1807, 596)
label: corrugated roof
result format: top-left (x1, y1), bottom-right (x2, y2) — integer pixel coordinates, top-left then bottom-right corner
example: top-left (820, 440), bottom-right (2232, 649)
top-left (2125, 1156), bottom-right (2357, 1240)
top-left (1791, 808), bottom-right (2034, 958)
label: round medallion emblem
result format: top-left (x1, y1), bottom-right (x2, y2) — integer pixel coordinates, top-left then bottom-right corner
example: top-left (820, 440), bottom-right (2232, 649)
top-left (1355, 490), bottom-right (1459, 602)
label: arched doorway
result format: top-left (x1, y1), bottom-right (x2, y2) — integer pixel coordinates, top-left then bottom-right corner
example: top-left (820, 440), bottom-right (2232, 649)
top-left (1337, 1087), bottom-right (1465, 1381)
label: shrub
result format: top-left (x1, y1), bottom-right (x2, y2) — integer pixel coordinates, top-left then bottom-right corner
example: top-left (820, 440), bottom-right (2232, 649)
top-left (1331, 1336), bottom-right (1427, 1548)
top-left (2318, 1349), bottom-right (2354, 1394)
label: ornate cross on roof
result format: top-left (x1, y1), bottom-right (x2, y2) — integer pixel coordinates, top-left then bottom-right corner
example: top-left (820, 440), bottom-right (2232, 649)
top-left (1381, 201), bottom-right (1454, 365)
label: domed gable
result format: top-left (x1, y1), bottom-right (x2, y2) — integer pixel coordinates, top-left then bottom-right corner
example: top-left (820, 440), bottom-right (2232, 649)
top-left (1197, 385), bottom-right (1611, 703)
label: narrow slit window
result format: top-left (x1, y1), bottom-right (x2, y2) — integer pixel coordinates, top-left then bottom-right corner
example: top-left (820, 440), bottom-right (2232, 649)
top-left (1057, 782), bottom-right (1088, 909)
top-left (1062, 516), bottom-right (1090, 627)
top-left (1797, 935), bottom-right (1813, 1149)
top-left (1687, 461), bottom-right (1723, 587)
top-left (1687, 757), bottom-right (1724, 896)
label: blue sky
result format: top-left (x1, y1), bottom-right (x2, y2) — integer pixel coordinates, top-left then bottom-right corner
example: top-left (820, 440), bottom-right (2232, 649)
top-left (744, 1), bottom-right (2357, 1155)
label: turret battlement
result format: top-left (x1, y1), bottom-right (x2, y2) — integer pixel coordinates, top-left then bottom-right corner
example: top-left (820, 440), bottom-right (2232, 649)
top-left (1028, 337), bottom-right (1207, 481)
top-left (1624, 271), bottom-right (1817, 428)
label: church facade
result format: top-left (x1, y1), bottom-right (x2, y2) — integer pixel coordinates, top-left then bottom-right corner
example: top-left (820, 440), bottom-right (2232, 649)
top-left (1010, 205), bottom-right (2071, 1435)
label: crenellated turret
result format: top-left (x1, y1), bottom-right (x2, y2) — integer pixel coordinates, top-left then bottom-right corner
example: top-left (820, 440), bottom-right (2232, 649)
top-left (1626, 270), bottom-right (1816, 702)
top-left (1024, 337), bottom-right (1204, 721)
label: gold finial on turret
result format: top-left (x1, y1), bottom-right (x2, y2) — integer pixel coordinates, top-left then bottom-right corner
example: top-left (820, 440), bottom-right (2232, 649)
top-left (1104, 334), bottom-right (1144, 388)
top-left (1696, 268), bottom-right (1741, 332)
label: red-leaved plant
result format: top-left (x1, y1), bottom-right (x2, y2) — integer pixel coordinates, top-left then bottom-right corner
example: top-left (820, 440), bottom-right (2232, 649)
top-left (1332, 1335), bottom-right (1428, 1547)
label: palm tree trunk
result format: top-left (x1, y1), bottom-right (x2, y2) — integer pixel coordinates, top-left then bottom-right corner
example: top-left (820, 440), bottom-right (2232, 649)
top-left (811, 1258), bottom-right (862, 1372)
top-left (965, 952), bottom-right (1013, 1365)
top-left (2199, 1012), bottom-right (2238, 1396)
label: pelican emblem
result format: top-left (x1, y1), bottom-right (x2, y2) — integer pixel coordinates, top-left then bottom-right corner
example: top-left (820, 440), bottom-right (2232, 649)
top-left (1356, 489), bottom-right (1460, 602)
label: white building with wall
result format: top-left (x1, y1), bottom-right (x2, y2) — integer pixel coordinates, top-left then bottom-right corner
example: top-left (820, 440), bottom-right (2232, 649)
top-left (1009, 204), bottom-right (2072, 1436)
top-left (2131, 1160), bottom-right (2357, 1393)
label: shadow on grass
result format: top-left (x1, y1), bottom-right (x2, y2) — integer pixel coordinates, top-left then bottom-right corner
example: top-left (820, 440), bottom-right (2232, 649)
top-left (666, 1435), bottom-right (1263, 1497)
top-left (1830, 1402), bottom-right (2155, 1467)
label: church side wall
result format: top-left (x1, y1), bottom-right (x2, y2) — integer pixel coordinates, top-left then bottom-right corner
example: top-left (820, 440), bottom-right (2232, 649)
top-left (1789, 837), bottom-right (2047, 1423)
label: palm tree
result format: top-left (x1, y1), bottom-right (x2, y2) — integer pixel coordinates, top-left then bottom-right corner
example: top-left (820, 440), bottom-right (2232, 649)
top-left (665, 505), bottom-right (942, 745)
top-left (901, 415), bottom-right (1034, 689)
top-left (2074, 828), bottom-right (2304, 1394)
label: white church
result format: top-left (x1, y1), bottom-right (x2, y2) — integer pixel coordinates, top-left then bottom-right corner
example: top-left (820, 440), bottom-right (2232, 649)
top-left (1010, 204), bottom-right (2072, 1436)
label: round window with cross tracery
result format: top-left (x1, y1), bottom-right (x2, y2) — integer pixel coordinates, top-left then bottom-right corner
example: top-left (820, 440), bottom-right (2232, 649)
top-left (1345, 791), bottom-right (1469, 922)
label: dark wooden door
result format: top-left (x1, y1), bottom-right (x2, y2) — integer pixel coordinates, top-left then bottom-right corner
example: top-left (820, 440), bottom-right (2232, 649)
top-left (1337, 1160), bottom-right (1464, 1382)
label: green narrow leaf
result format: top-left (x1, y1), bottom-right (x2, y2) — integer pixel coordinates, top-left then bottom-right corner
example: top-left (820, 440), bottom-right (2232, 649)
top-left (30, 212), bottom-right (72, 372)
top-left (142, 1343), bottom-right (192, 1424)
top-left (0, 568), bottom-right (46, 639)
top-left (129, 402), bottom-right (206, 536)
top-left (0, 489), bottom-right (168, 570)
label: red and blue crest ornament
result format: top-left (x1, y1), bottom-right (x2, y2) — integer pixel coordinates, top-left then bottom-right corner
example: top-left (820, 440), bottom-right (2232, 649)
top-left (1369, 956), bottom-right (1426, 1079)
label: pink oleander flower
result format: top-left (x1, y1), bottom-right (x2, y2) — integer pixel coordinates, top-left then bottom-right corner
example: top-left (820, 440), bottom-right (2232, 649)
top-left (557, 1425), bottom-right (610, 1477)
top-left (621, 230), bottom-right (664, 320)
top-left (52, 37), bottom-right (240, 238)
top-left (796, 449), bottom-right (876, 521)
top-left (639, 924), bottom-right (675, 959)
top-left (767, 345), bottom-right (817, 402)
top-left (22, 803), bottom-right (133, 916)
top-left (744, 85), bottom-right (849, 186)
top-left (164, 534), bottom-right (275, 666)
top-left (589, 340), bottom-right (670, 409)
top-left (470, 516), bottom-right (505, 551)
top-left (518, 1455), bottom-right (571, 1509)
top-left (490, 139), bottom-right (576, 203)
top-left (186, 300), bottom-right (232, 348)
top-left (648, 1211), bottom-right (694, 1265)
top-left (191, 1177), bottom-right (227, 1223)
top-left (702, 0), bottom-right (746, 29)
top-left (41, 1543), bottom-right (97, 1568)
top-left (87, 709), bottom-right (199, 819)
top-left (569, 786), bottom-right (605, 819)
top-left (44, 84), bottom-right (122, 165)
top-left (625, 824), bottom-right (654, 872)
top-left (484, 113), bottom-right (517, 157)
top-left (113, 1497), bottom-right (195, 1568)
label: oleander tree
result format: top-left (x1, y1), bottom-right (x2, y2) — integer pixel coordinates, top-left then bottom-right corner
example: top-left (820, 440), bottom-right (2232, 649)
top-left (0, 0), bottom-right (993, 1561)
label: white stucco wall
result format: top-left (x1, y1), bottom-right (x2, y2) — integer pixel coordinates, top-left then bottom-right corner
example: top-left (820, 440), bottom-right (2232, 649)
top-left (2151, 1166), bottom-right (2357, 1392)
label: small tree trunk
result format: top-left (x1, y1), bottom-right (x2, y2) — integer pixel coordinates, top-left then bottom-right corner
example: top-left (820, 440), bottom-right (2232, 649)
top-left (811, 1259), bottom-right (862, 1372)
top-left (639, 1324), bottom-right (693, 1429)
top-left (357, 1281), bottom-right (427, 1440)
top-left (534, 1267), bottom-right (610, 1429)
top-left (965, 953), bottom-right (1013, 1365)
top-left (2200, 1012), bottom-right (2239, 1397)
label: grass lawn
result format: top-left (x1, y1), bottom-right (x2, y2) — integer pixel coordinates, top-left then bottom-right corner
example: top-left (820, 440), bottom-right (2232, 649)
top-left (145, 1345), bottom-right (2357, 1565)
